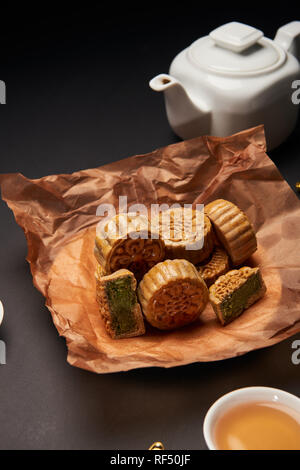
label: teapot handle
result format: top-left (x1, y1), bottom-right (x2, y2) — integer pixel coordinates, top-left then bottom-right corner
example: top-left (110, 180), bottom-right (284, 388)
top-left (274, 21), bottom-right (300, 61)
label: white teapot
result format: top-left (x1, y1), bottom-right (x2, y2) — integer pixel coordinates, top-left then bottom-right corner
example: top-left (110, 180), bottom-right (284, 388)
top-left (150, 21), bottom-right (300, 150)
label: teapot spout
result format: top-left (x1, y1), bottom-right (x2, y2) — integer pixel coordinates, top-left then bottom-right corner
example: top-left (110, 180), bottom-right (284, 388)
top-left (149, 73), bottom-right (179, 92)
top-left (149, 74), bottom-right (211, 139)
top-left (274, 21), bottom-right (300, 61)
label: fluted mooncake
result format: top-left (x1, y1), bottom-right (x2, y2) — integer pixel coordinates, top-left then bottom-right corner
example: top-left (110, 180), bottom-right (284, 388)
top-left (95, 213), bottom-right (165, 281)
top-left (198, 247), bottom-right (230, 287)
top-left (209, 266), bottom-right (266, 325)
top-left (138, 259), bottom-right (209, 330)
top-left (205, 199), bottom-right (257, 266)
top-left (153, 207), bottom-right (214, 265)
top-left (95, 267), bottom-right (145, 339)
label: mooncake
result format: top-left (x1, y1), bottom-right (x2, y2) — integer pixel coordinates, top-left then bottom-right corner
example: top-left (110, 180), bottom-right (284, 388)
top-left (95, 213), bottom-right (165, 281)
top-left (198, 247), bottom-right (230, 287)
top-left (205, 199), bottom-right (257, 266)
top-left (95, 262), bottom-right (107, 278)
top-left (138, 259), bottom-right (209, 330)
top-left (209, 266), bottom-right (266, 325)
top-left (95, 267), bottom-right (145, 339)
top-left (153, 207), bottom-right (214, 265)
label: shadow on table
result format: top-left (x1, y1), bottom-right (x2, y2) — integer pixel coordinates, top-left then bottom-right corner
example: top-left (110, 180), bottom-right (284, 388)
top-left (65, 332), bottom-right (299, 449)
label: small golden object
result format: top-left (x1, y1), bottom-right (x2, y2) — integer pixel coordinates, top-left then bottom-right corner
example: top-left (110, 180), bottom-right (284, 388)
top-left (296, 182), bottom-right (300, 192)
top-left (149, 442), bottom-right (165, 450)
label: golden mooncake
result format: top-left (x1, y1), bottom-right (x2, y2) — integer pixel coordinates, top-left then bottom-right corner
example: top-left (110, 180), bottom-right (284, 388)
top-left (209, 266), bottom-right (266, 325)
top-left (205, 199), bottom-right (257, 266)
top-left (138, 259), bottom-right (209, 330)
top-left (198, 247), bottom-right (230, 287)
top-left (95, 267), bottom-right (145, 339)
top-left (153, 207), bottom-right (214, 265)
top-left (95, 213), bottom-right (165, 281)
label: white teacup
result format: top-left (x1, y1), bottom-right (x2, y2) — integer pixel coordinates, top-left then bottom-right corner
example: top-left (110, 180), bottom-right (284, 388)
top-left (203, 386), bottom-right (300, 450)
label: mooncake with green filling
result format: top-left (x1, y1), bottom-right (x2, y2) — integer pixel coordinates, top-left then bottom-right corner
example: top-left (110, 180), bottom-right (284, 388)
top-left (95, 267), bottom-right (145, 339)
top-left (209, 266), bottom-right (266, 325)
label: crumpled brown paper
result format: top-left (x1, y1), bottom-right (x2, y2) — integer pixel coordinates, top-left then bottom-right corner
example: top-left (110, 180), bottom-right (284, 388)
top-left (1, 125), bottom-right (300, 373)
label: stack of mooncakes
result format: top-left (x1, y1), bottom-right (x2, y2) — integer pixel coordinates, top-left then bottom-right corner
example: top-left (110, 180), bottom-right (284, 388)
top-left (94, 201), bottom-right (266, 339)
top-left (94, 213), bottom-right (165, 339)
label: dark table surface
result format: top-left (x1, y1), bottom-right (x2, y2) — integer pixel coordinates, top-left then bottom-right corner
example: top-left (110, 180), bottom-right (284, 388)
top-left (0, 6), bottom-right (300, 450)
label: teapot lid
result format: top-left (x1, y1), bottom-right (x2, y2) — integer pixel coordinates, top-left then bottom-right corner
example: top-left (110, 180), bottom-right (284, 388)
top-left (188, 22), bottom-right (286, 76)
